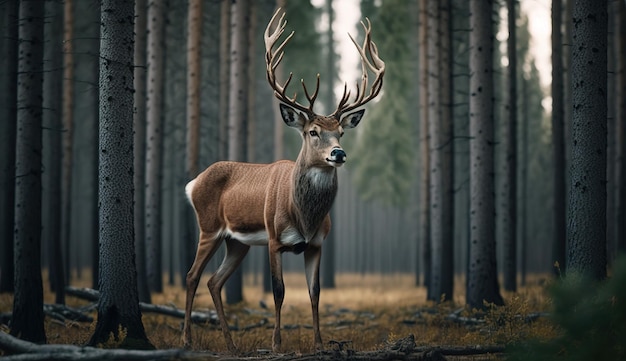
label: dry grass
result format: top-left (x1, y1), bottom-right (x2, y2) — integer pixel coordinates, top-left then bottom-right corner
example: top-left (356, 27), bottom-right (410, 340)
top-left (0, 271), bottom-right (558, 356)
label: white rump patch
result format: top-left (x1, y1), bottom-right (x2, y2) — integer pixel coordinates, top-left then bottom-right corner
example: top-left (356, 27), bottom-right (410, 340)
top-left (185, 179), bottom-right (196, 203)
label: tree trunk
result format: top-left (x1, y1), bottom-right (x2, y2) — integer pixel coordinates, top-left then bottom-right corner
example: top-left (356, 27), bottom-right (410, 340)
top-left (418, 0), bottom-right (431, 289)
top-left (0, 0), bottom-right (18, 294)
top-left (427, 0), bottom-right (448, 302)
top-left (145, 0), bottom-right (165, 293)
top-left (219, 0), bottom-right (231, 160)
top-left (43, 0), bottom-right (66, 305)
top-left (520, 76), bottom-right (529, 286)
top-left (466, 0), bottom-right (503, 309)
top-left (186, 0), bottom-right (202, 178)
top-left (62, 0), bottom-right (75, 284)
top-left (88, 0), bottom-right (152, 347)
top-left (181, 0), bottom-right (203, 294)
top-left (134, 0), bottom-right (151, 303)
top-left (567, 0), bottom-right (607, 280)
top-left (439, 0), bottom-right (454, 301)
top-left (615, 0), bottom-right (626, 255)
top-left (321, 0), bottom-right (336, 289)
top-left (502, 0), bottom-right (518, 292)
top-left (11, 0), bottom-right (47, 343)
top-left (551, 0), bottom-right (566, 277)
top-left (225, 0), bottom-right (250, 305)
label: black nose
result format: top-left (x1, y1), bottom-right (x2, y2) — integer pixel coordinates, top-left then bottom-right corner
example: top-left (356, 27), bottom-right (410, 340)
top-left (331, 148), bottom-right (346, 163)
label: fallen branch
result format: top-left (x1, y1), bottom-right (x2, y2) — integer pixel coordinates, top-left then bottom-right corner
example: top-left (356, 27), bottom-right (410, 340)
top-left (0, 331), bottom-right (213, 361)
top-left (65, 287), bottom-right (218, 325)
top-left (43, 304), bottom-right (94, 323)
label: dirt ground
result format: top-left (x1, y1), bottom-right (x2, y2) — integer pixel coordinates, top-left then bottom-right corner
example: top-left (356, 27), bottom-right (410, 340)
top-left (1, 272), bottom-right (556, 360)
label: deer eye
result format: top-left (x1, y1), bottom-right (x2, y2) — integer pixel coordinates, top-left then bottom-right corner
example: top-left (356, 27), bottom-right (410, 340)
top-left (309, 130), bottom-right (318, 137)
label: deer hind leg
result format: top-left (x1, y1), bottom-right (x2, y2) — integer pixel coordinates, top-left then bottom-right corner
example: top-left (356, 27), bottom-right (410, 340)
top-left (207, 237), bottom-right (250, 353)
top-left (304, 245), bottom-right (323, 351)
top-left (268, 243), bottom-right (285, 353)
top-left (182, 230), bottom-right (224, 349)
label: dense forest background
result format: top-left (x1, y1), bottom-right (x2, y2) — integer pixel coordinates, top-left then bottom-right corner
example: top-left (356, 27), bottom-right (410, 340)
top-left (0, 0), bottom-right (624, 348)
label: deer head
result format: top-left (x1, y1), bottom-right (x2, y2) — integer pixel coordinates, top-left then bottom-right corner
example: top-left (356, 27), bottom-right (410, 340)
top-left (264, 9), bottom-right (385, 168)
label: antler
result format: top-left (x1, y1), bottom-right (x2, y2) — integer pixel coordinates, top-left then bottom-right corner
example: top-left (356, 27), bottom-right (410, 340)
top-left (264, 9), bottom-right (320, 115)
top-left (330, 18), bottom-right (385, 118)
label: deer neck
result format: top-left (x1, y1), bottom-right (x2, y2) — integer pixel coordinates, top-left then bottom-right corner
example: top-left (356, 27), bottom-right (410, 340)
top-left (291, 155), bottom-right (338, 238)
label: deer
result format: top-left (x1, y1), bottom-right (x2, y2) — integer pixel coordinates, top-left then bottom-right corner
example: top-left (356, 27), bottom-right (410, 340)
top-left (181, 9), bottom-right (384, 353)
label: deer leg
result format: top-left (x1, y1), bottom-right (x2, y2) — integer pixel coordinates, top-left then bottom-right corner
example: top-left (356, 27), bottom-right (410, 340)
top-left (183, 230), bottom-right (224, 349)
top-left (304, 245), bottom-right (323, 351)
top-left (207, 237), bottom-right (250, 353)
top-left (268, 244), bottom-right (284, 353)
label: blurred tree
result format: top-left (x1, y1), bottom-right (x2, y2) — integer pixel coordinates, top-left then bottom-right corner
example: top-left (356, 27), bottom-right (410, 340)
top-left (145, 0), bottom-right (165, 293)
top-left (182, 0), bottom-right (203, 297)
top-left (219, 0), bottom-right (231, 160)
top-left (134, 0), bottom-right (150, 303)
top-left (11, 0), bottom-right (46, 343)
top-left (43, 0), bottom-right (65, 305)
top-left (418, 0), bottom-right (430, 288)
top-left (501, 0), bottom-right (517, 292)
top-left (321, 0), bottom-right (336, 289)
top-left (427, 0), bottom-right (454, 303)
top-left (466, 0), bottom-right (504, 308)
top-left (567, 0), bottom-right (607, 280)
top-left (551, 0), bottom-right (566, 277)
top-left (62, 0), bottom-right (75, 284)
top-left (186, 0), bottom-right (201, 180)
top-left (225, 0), bottom-right (251, 305)
top-left (0, 0), bottom-right (18, 294)
top-left (88, 0), bottom-right (152, 348)
top-left (352, 0), bottom-right (414, 207)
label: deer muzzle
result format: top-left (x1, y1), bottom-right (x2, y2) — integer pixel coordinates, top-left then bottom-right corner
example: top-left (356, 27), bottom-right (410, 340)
top-left (328, 148), bottom-right (347, 165)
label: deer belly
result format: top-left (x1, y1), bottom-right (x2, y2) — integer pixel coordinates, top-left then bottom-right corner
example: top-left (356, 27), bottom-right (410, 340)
top-left (226, 228), bottom-right (269, 246)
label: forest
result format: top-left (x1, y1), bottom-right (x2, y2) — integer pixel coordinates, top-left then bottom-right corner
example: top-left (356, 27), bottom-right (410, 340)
top-left (0, 0), bottom-right (625, 360)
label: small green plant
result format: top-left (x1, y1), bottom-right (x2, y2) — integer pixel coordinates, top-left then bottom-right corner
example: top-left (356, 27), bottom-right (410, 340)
top-left (509, 256), bottom-right (626, 361)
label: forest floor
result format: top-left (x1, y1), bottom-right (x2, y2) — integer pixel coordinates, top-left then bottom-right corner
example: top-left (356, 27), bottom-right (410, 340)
top-left (0, 272), bottom-right (559, 360)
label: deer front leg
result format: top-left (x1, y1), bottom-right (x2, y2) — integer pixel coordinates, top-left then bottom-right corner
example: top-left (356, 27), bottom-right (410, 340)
top-left (208, 238), bottom-right (250, 353)
top-left (268, 243), bottom-right (284, 353)
top-left (304, 245), bottom-right (323, 351)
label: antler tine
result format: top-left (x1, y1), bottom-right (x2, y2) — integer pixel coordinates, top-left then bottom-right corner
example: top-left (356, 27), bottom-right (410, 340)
top-left (330, 18), bottom-right (385, 118)
top-left (264, 8), bottom-right (319, 114)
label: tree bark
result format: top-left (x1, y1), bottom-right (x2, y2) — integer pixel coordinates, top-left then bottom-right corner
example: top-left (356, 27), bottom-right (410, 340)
top-left (88, 0), bottom-right (152, 348)
top-left (0, 0), bottom-right (18, 294)
top-left (145, 0), bottom-right (165, 293)
top-left (134, 0), bottom-right (150, 303)
top-left (466, 0), bottom-right (503, 308)
top-left (567, 0), bottom-right (607, 280)
top-left (11, 0), bottom-right (47, 343)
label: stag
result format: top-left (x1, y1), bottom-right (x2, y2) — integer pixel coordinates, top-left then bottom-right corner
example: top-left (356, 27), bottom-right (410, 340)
top-left (182, 9), bottom-right (384, 353)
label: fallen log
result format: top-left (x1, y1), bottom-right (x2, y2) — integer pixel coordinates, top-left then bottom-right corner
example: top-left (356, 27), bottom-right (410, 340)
top-left (0, 331), bottom-right (213, 361)
top-left (65, 286), bottom-right (218, 325)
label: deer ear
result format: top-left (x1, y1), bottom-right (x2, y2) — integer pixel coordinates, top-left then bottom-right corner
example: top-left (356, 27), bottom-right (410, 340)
top-left (340, 109), bottom-right (364, 129)
top-left (279, 104), bottom-right (306, 130)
